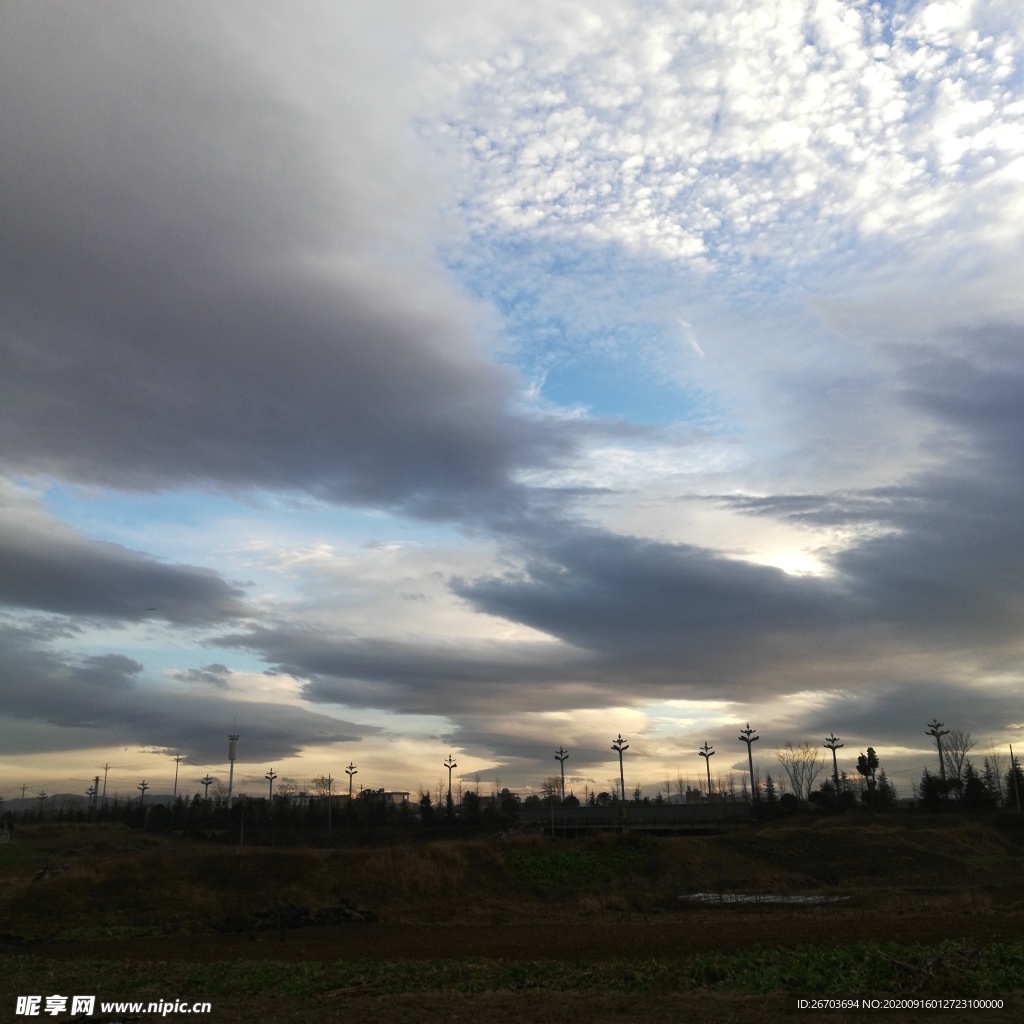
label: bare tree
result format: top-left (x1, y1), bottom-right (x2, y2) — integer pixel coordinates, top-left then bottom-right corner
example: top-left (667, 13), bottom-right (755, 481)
top-left (942, 729), bottom-right (976, 794)
top-left (540, 776), bottom-right (562, 800)
top-left (776, 742), bottom-right (824, 804)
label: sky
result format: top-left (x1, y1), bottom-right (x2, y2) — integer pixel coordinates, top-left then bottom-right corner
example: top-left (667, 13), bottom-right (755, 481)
top-left (2, 0), bottom-right (1023, 804)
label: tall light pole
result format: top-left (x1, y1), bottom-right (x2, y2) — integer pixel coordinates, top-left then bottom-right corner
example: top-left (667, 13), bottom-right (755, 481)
top-left (100, 763), bottom-right (110, 808)
top-left (200, 774), bottom-right (214, 803)
top-left (444, 755), bottom-right (457, 802)
top-left (265, 768), bottom-right (277, 801)
top-left (227, 734), bottom-right (239, 809)
top-left (926, 720), bottom-right (949, 782)
top-left (611, 734), bottom-right (628, 816)
top-left (345, 762), bottom-right (358, 801)
top-left (738, 724), bottom-right (759, 801)
top-left (824, 734), bottom-right (844, 797)
top-left (172, 755), bottom-right (185, 801)
top-left (326, 774), bottom-right (333, 834)
top-left (36, 792), bottom-right (47, 819)
top-left (554, 747), bottom-right (569, 801)
top-left (699, 742), bottom-right (715, 799)
top-left (137, 780), bottom-right (149, 808)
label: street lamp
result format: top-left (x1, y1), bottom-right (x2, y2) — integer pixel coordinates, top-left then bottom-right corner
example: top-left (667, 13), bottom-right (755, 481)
top-left (444, 755), bottom-right (457, 801)
top-left (824, 734), bottom-right (843, 797)
top-left (926, 720), bottom-right (949, 782)
top-left (554, 747), bottom-right (569, 801)
top-left (345, 762), bottom-right (358, 801)
top-left (738, 724), bottom-right (759, 802)
top-left (699, 742), bottom-right (715, 799)
top-left (611, 734), bottom-right (628, 817)
top-left (227, 733), bottom-right (239, 810)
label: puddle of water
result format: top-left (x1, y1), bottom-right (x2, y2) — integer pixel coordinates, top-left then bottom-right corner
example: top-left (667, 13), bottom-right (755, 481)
top-left (679, 892), bottom-right (848, 905)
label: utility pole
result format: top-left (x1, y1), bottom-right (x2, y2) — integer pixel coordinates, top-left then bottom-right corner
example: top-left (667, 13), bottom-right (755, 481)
top-left (611, 734), bottom-right (628, 820)
top-left (824, 734), bottom-right (844, 798)
top-left (101, 763), bottom-right (110, 808)
top-left (265, 768), bottom-right (277, 801)
top-left (200, 775), bottom-right (214, 803)
top-left (172, 755), bottom-right (185, 800)
top-left (699, 742), bottom-right (715, 799)
top-left (137, 780), bottom-right (149, 807)
top-left (227, 733), bottom-right (239, 810)
top-left (90, 775), bottom-right (100, 818)
top-left (926, 720), bottom-right (949, 782)
top-left (345, 762), bottom-right (358, 801)
top-left (86, 781), bottom-right (97, 818)
top-left (738, 724), bottom-right (759, 802)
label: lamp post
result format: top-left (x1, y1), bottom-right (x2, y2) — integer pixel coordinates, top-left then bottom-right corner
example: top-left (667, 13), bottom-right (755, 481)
top-left (227, 733), bottom-right (240, 810)
top-left (738, 724), bottom-right (759, 802)
top-left (444, 755), bottom-right (457, 801)
top-left (200, 775), bottom-right (214, 804)
top-left (926, 720), bottom-right (949, 782)
top-left (699, 742), bottom-right (715, 800)
top-left (172, 755), bottom-right (184, 800)
top-left (265, 768), bottom-right (277, 801)
top-left (137, 780), bottom-right (149, 808)
top-left (611, 734), bottom-right (628, 818)
top-left (325, 774), bottom-right (333, 835)
top-left (345, 762), bottom-right (358, 801)
top-left (554, 747), bottom-right (569, 801)
top-left (824, 734), bottom-right (844, 798)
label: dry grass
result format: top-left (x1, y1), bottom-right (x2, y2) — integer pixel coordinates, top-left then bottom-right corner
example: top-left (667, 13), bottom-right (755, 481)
top-left (1, 815), bottom-right (1021, 941)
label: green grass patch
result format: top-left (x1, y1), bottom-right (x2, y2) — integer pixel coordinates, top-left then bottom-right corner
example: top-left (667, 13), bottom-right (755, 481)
top-left (2, 940), bottom-right (1022, 998)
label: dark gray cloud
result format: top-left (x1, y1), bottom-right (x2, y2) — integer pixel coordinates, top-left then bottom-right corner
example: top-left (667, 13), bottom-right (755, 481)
top-left (218, 626), bottom-right (595, 714)
top-left (0, 5), bottom-right (560, 519)
top-left (775, 679), bottom-right (1024, 755)
top-left (0, 621), bottom-right (372, 763)
top-left (0, 496), bottom-right (247, 624)
top-left (172, 663), bottom-right (233, 690)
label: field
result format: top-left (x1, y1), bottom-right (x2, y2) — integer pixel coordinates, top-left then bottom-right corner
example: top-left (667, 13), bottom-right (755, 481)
top-left (1, 815), bottom-right (1022, 1022)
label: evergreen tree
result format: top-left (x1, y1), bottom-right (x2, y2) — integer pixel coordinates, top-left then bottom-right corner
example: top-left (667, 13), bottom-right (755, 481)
top-left (1005, 756), bottom-right (1024, 811)
top-left (962, 760), bottom-right (995, 809)
top-left (875, 768), bottom-right (896, 808)
top-left (418, 790), bottom-right (434, 824)
top-left (981, 758), bottom-right (1002, 807)
top-left (856, 747), bottom-right (879, 804)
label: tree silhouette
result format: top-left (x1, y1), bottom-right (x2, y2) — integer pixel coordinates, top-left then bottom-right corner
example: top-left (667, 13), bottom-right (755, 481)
top-left (776, 742), bottom-right (824, 804)
top-left (856, 748), bottom-right (879, 804)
